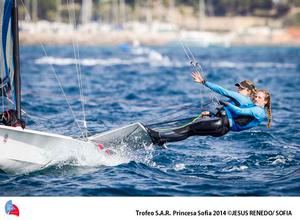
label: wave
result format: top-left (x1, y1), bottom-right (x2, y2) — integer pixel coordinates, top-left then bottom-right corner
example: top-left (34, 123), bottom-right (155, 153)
top-left (35, 47), bottom-right (183, 67)
top-left (34, 139), bottom-right (156, 174)
top-left (35, 56), bottom-right (296, 70)
top-left (174, 163), bottom-right (186, 171)
top-left (269, 155), bottom-right (287, 165)
top-left (34, 45), bottom-right (296, 70)
top-left (211, 61), bottom-right (296, 69)
top-left (223, 165), bottom-right (248, 172)
top-left (35, 56), bottom-right (183, 67)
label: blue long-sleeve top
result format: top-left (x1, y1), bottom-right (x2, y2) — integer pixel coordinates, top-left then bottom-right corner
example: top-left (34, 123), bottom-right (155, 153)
top-left (226, 103), bottom-right (267, 131)
top-left (204, 81), bottom-right (253, 107)
top-left (203, 81), bottom-right (266, 131)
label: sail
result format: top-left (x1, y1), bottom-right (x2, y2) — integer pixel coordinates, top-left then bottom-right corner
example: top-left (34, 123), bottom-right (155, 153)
top-left (0, 0), bottom-right (14, 100)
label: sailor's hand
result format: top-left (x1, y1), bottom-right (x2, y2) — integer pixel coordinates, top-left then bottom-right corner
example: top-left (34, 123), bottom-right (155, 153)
top-left (219, 100), bottom-right (229, 106)
top-left (200, 111), bottom-right (211, 118)
top-left (192, 71), bottom-right (205, 84)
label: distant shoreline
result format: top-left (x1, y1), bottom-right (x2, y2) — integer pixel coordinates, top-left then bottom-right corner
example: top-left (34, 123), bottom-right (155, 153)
top-left (20, 32), bottom-right (300, 46)
top-left (20, 30), bottom-right (300, 47)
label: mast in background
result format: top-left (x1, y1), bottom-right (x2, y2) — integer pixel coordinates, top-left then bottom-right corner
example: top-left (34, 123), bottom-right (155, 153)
top-left (24, 0), bottom-right (30, 21)
top-left (32, 0), bottom-right (37, 22)
top-left (81, 0), bottom-right (93, 24)
top-left (56, 0), bottom-right (62, 22)
top-left (199, 0), bottom-right (206, 30)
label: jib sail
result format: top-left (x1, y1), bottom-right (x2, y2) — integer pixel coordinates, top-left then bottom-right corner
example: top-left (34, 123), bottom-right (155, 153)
top-left (0, 0), bottom-right (21, 119)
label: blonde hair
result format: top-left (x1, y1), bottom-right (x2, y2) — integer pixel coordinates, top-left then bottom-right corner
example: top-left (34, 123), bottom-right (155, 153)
top-left (242, 80), bottom-right (257, 99)
top-left (256, 89), bottom-right (272, 128)
top-left (248, 87), bottom-right (257, 100)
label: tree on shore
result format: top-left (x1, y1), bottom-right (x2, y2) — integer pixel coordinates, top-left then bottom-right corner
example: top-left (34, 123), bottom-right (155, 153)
top-left (20, 0), bottom-right (300, 25)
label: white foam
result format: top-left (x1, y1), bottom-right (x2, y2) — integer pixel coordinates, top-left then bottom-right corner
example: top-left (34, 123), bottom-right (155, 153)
top-left (131, 47), bottom-right (153, 56)
top-left (35, 46), bottom-right (184, 68)
top-left (35, 45), bottom-right (297, 70)
top-left (174, 163), bottom-right (185, 171)
top-left (212, 61), bottom-right (296, 69)
top-left (131, 46), bottom-right (185, 67)
top-left (270, 155), bottom-right (287, 165)
top-left (43, 141), bottom-right (151, 171)
top-left (35, 56), bottom-right (134, 66)
top-left (224, 165), bottom-right (248, 172)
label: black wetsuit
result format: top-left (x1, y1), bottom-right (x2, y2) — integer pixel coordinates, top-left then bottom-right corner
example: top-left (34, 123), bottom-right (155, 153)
top-left (146, 109), bottom-right (230, 145)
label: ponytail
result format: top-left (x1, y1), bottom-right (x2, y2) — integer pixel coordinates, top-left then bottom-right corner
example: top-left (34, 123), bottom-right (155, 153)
top-left (257, 89), bottom-right (272, 128)
top-left (266, 98), bottom-right (272, 128)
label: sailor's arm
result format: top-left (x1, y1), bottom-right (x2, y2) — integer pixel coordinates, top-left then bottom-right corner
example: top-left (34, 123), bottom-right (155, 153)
top-left (192, 71), bottom-right (244, 102)
top-left (204, 81), bottom-right (242, 100)
top-left (225, 103), bottom-right (257, 117)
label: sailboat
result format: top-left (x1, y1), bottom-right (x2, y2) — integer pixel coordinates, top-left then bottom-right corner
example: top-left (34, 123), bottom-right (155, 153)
top-left (0, 0), bottom-right (152, 174)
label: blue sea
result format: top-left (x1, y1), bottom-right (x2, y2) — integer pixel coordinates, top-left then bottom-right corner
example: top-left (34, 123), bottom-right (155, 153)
top-left (0, 44), bottom-right (299, 196)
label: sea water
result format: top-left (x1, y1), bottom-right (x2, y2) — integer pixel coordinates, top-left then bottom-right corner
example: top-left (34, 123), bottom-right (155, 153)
top-left (0, 45), bottom-right (299, 196)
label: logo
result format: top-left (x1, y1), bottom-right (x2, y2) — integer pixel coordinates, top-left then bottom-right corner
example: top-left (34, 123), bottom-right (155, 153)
top-left (5, 200), bottom-right (19, 217)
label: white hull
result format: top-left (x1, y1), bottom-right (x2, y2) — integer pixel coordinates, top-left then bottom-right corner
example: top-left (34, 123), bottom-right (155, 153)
top-left (88, 122), bottom-right (152, 150)
top-left (0, 123), bottom-right (152, 174)
top-left (0, 125), bottom-right (96, 174)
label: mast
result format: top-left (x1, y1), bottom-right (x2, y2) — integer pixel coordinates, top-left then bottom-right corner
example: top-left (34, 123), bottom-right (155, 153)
top-left (199, 0), bottom-right (205, 30)
top-left (81, 0), bottom-right (93, 25)
top-left (12, 0), bottom-right (21, 120)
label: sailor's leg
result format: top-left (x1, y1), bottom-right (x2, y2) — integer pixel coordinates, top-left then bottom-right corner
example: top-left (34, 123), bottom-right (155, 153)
top-left (146, 125), bottom-right (190, 146)
top-left (159, 126), bottom-right (190, 142)
top-left (190, 116), bottom-right (230, 137)
top-left (147, 117), bottom-right (229, 145)
top-left (146, 116), bottom-right (229, 145)
top-left (146, 118), bottom-right (220, 145)
top-left (189, 117), bottom-right (224, 136)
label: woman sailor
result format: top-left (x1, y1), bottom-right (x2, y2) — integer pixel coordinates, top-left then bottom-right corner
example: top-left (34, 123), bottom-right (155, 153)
top-left (146, 72), bottom-right (271, 145)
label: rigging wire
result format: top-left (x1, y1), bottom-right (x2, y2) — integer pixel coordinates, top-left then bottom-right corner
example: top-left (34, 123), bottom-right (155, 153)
top-left (19, 0), bottom-right (87, 140)
top-left (180, 40), bottom-right (205, 109)
top-left (180, 41), bottom-right (199, 74)
top-left (5, 97), bottom-right (62, 131)
top-left (38, 46), bottom-right (87, 140)
top-left (67, 0), bottom-right (88, 138)
top-left (143, 100), bottom-right (213, 126)
top-left (180, 39), bottom-right (220, 107)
